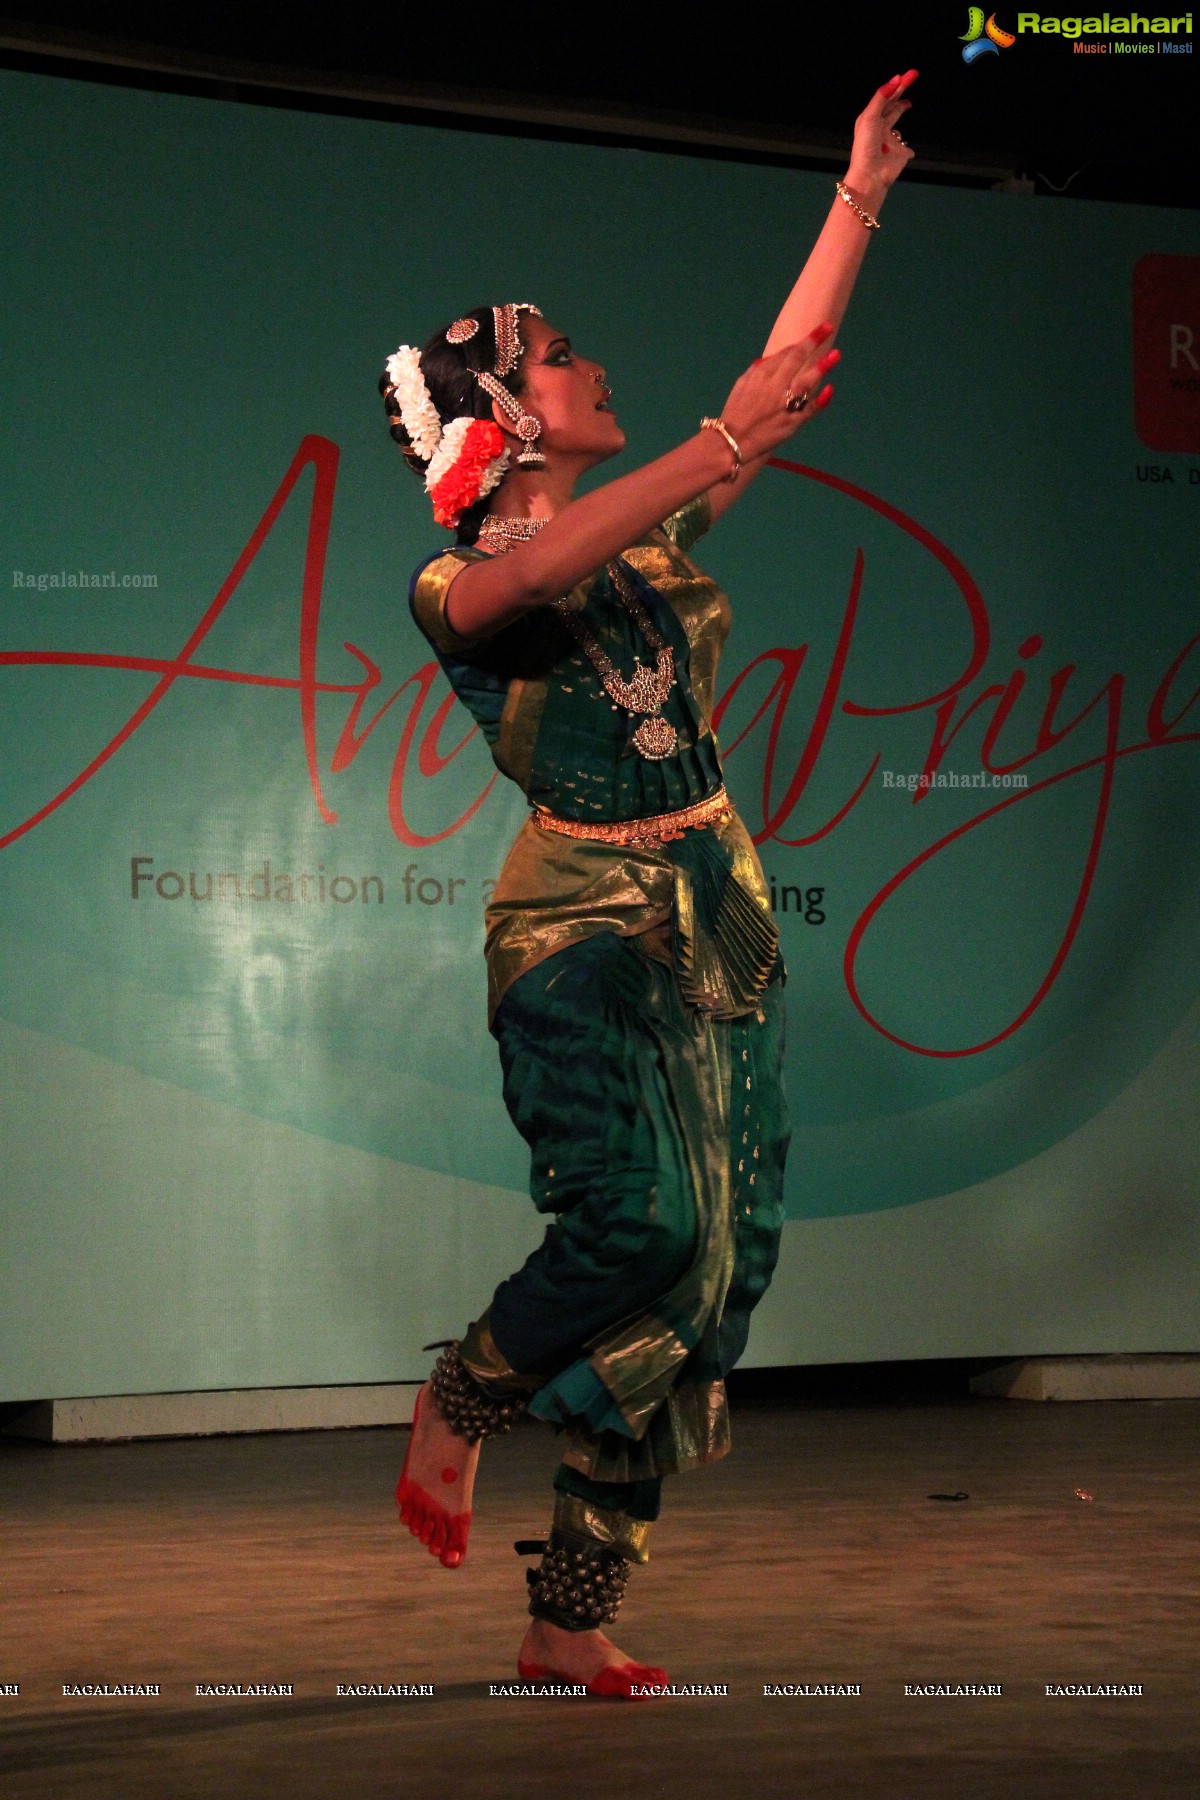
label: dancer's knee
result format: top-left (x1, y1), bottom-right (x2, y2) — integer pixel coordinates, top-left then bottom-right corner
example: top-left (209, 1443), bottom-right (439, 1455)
top-left (582, 1171), bottom-right (697, 1305)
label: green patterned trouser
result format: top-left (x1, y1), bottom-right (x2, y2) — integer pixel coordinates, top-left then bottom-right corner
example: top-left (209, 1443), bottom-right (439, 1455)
top-left (471, 928), bottom-right (789, 1560)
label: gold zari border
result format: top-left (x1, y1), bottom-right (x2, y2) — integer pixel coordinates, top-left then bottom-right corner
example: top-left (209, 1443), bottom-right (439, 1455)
top-left (459, 1310), bottom-right (543, 1395)
top-left (552, 1494), bottom-right (653, 1565)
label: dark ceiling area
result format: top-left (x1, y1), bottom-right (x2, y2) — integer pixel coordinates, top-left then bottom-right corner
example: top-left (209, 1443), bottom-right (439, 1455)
top-left (0, 4), bottom-right (1197, 209)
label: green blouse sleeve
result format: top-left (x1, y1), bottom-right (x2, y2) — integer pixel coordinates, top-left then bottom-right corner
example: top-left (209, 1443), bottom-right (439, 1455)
top-left (410, 546), bottom-right (491, 657)
top-left (659, 493), bottom-right (712, 556)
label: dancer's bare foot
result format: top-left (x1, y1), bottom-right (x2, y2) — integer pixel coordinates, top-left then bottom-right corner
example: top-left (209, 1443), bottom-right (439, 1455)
top-left (518, 1618), bottom-right (669, 1699)
top-left (395, 1380), bottom-right (480, 1568)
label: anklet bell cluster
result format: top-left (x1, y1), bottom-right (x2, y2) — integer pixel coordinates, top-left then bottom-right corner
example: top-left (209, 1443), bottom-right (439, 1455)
top-left (521, 1531), bottom-right (631, 1631)
top-left (427, 1341), bottom-right (529, 1444)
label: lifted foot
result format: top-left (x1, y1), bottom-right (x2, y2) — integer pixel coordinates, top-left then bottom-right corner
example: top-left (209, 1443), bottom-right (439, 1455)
top-left (395, 1382), bottom-right (480, 1568)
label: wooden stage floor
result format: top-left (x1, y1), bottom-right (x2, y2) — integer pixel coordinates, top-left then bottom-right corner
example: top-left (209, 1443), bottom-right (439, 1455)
top-left (1, 1396), bottom-right (1196, 1798)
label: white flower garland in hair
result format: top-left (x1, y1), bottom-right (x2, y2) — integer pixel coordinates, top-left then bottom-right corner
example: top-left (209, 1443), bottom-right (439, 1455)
top-left (384, 345), bottom-right (443, 461)
top-left (424, 416), bottom-right (511, 501)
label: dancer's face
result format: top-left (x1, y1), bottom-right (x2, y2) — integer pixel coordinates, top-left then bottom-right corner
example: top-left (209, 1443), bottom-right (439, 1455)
top-left (514, 314), bottom-right (626, 466)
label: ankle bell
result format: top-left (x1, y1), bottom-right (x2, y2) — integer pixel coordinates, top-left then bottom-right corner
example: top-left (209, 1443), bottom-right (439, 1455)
top-left (518, 1530), bottom-right (631, 1633)
top-left (426, 1340), bottom-right (529, 1445)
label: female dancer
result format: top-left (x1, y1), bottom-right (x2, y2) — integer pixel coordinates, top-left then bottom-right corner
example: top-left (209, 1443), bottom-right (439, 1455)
top-left (383, 73), bottom-right (916, 1698)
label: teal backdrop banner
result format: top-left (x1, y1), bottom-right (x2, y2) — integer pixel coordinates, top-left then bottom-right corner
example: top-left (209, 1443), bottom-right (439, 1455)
top-left (2, 68), bottom-right (1199, 1399)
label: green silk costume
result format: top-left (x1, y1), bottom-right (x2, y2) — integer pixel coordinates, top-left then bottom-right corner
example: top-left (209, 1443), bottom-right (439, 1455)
top-left (408, 495), bottom-right (791, 1553)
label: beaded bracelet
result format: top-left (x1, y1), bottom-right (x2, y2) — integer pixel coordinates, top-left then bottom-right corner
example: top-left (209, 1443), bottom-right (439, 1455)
top-left (835, 180), bottom-right (881, 231)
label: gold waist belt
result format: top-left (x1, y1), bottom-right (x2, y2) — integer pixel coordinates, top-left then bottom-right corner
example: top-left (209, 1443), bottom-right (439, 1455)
top-left (531, 785), bottom-right (733, 848)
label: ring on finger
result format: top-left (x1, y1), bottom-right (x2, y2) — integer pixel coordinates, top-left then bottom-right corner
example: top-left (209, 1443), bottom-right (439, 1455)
top-left (785, 389), bottom-right (810, 413)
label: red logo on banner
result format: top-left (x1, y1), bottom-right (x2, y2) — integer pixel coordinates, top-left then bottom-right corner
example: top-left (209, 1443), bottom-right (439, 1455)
top-left (6, 437), bottom-right (1200, 1057)
top-left (1133, 253), bottom-right (1200, 452)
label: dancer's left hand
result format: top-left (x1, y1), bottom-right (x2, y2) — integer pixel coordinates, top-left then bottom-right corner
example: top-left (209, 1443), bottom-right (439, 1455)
top-left (846, 70), bottom-right (918, 198)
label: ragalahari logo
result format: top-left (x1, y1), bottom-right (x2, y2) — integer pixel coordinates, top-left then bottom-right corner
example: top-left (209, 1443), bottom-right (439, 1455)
top-left (961, 8), bottom-right (1017, 58)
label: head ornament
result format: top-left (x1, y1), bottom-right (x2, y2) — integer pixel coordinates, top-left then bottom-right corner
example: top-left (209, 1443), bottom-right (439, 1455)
top-left (382, 302), bottom-right (545, 527)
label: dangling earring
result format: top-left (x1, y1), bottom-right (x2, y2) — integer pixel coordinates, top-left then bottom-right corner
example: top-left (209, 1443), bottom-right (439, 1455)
top-left (515, 415), bottom-right (545, 468)
top-left (475, 370), bottom-right (545, 470)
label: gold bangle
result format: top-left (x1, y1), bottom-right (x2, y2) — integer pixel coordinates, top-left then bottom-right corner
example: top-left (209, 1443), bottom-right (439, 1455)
top-left (699, 416), bottom-right (742, 483)
top-left (835, 180), bottom-right (880, 231)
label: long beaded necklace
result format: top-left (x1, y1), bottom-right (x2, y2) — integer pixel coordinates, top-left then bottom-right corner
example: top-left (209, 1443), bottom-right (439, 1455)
top-left (475, 513), bottom-right (678, 761)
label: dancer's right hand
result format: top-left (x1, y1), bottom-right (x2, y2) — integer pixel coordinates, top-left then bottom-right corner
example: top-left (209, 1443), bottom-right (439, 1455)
top-left (719, 323), bottom-right (840, 460)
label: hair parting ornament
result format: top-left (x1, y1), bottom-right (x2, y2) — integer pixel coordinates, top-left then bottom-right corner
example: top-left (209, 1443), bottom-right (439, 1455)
top-left (491, 302), bottom-right (539, 380)
top-left (382, 303), bottom-right (544, 529)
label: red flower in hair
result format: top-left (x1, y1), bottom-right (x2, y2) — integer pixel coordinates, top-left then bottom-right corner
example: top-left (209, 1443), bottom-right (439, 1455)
top-left (428, 419), bottom-right (508, 529)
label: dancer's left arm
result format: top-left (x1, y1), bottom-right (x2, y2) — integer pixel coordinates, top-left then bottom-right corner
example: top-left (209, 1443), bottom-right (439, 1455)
top-left (705, 69), bottom-right (918, 524)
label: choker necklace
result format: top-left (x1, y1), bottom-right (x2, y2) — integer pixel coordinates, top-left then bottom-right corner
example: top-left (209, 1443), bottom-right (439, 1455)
top-left (477, 514), bottom-right (548, 553)
top-left (476, 514), bottom-right (677, 761)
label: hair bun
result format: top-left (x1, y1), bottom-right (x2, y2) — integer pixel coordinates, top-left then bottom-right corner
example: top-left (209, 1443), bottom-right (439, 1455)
top-left (379, 306), bottom-right (528, 535)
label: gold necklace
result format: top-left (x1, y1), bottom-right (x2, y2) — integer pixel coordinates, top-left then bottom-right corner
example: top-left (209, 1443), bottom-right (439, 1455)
top-left (555, 564), bottom-right (677, 761)
top-left (477, 514), bottom-right (678, 761)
